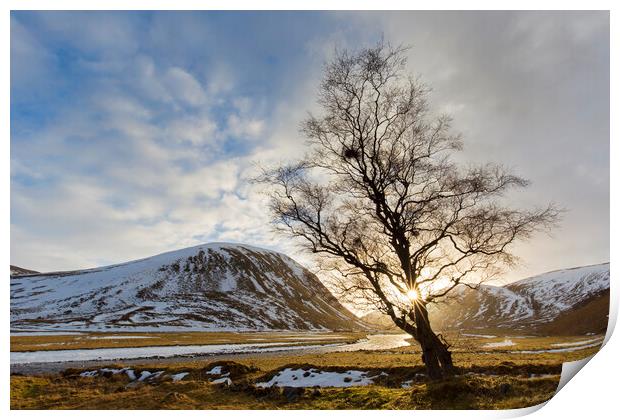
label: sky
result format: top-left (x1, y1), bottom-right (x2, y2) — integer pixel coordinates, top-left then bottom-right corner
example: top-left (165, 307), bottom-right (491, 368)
top-left (10, 11), bottom-right (609, 284)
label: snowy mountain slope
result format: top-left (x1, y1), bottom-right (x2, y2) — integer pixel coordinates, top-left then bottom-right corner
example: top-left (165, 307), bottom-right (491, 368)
top-left (507, 263), bottom-right (610, 322)
top-left (10, 243), bottom-right (367, 332)
top-left (430, 263), bottom-right (610, 335)
top-left (10, 265), bottom-right (39, 276)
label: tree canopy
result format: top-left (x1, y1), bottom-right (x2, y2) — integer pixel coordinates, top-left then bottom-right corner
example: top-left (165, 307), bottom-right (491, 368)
top-left (258, 42), bottom-right (559, 378)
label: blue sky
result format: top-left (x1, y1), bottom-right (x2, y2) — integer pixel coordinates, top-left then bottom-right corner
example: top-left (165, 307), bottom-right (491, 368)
top-left (11, 11), bottom-right (609, 282)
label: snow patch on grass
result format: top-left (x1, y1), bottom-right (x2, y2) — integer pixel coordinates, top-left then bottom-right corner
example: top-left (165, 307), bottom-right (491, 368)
top-left (483, 339), bottom-right (515, 348)
top-left (79, 370), bottom-right (98, 377)
top-left (170, 372), bottom-right (189, 382)
top-left (100, 368), bottom-right (128, 374)
top-left (210, 377), bottom-right (232, 385)
top-left (256, 368), bottom-right (380, 388)
top-left (550, 337), bottom-right (603, 347)
top-left (88, 335), bottom-right (156, 340)
top-left (205, 366), bottom-right (223, 375)
top-left (462, 333), bottom-right (497, 338)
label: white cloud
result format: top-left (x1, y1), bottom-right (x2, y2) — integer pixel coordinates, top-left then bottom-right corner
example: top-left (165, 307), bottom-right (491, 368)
top-left (164, 67), bottom-right (208, 107)
top-left (206, 62), bottom-right (236, 95)
top-left (10, 11), bottom-right (608, 285)
top-left (166, 115), bottom-right (218, 147)
top-left (227, 114), bottom-right (265, 139)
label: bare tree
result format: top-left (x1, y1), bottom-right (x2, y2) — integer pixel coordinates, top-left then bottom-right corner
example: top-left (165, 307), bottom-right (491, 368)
top-left (258, 42), bottom-right (559, 379)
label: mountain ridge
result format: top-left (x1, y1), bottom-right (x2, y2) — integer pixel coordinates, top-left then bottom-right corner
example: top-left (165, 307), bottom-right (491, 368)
top-left (363, 263), bottom-right (610, 336)
top-left (431, 262), bottom-right (610, 335)
top-left (10, 242), bottom-right (367, 332)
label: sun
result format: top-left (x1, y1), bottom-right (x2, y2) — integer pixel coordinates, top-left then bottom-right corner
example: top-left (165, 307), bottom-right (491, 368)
top-left (406, 289), bottom-right (419, 301)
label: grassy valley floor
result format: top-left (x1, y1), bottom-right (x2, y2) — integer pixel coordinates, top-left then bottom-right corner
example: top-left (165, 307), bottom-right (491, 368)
top-left (10, 332), bottom-right (603, 410)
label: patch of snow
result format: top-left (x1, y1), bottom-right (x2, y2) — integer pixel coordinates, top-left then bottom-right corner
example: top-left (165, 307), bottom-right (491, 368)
top-left (483, 339), bottom-right (515, 348)
top-left (205, 366), bottom-right (223, 375)
top-left (218, 273), bottom-right (238, 292)
top-left (256, 368), bottom-right (379, 388)
top-left (210, 377), bottom-right (232, 385)
top-left (99, 368), bottom-right (128, 374)
top-left (551, 338), bottom-right (603, 347)
top-left (151, 371), bottom-right (165, 379)
top-left (138, 371), bottom-right (153, 381)
top-left (462, 333), bottom-right (497, 338)
top-left (89, 335), bottom-right (156, 340)
top-left (528, 373), bottom-right (557, 379)
top-left (79, 370), bottom-right (98, 377)
top-left (171, 372), bottom-right (189, 382)
top-left (484, 287), bottom-right (534, 320)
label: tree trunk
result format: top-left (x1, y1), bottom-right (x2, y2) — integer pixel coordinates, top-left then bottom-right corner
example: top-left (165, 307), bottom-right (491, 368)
top-left (412, 302), bottom-right (454, 380)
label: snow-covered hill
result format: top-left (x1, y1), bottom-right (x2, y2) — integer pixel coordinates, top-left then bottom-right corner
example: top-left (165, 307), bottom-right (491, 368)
top-left (10, 243), bottom-right (367, 332)
top-left (430, 263), bottom-right (610, 335)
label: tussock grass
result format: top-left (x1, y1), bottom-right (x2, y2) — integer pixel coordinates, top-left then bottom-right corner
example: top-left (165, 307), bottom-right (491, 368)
top-left (11, 347), bottom-right (590, 410)
top-left (10, 368), bottom-right (560, 410)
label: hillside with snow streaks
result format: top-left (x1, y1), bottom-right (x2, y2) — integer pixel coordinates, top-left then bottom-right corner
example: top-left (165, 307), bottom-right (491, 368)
top-left (508, 263), bottom-right (610, 321)
top-left (10, 243), bottom-right (366, 332)
top-left (431, 263), bottom-right (610, 335)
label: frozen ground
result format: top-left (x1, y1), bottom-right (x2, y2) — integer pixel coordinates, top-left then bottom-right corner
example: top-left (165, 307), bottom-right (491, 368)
top-left (10, 334), bottom-right (411, 365)
top-left (11, 341), bottom-right (315, 364)
top-left (10, 331), bottom-right (85, 336)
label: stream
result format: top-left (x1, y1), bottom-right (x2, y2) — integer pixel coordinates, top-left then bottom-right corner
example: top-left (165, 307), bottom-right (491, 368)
top-left (10, 334), bottom-right (412, 365)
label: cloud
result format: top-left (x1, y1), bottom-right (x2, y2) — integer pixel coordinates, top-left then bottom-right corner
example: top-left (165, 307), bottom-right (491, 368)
top-left (10, 11), bottom-right (609, 285)
top-left (10, 15), bottom-right (277, 271)
top-left (166, 115), bottom-right (218, 146)
top-left (365, 11), bottom-right (609, 280)
top-left (31, 11), bottom-right (140, 58)
top-left (227, 114), bottom-right (265, 139)
top-left (164, 67), bottom-right (208, 107)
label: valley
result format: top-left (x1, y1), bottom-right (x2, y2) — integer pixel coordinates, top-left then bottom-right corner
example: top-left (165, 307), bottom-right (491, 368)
top-left (9, 242), bottom-right (611, 409)
top-left (10, 331), bottom-right (604, 409)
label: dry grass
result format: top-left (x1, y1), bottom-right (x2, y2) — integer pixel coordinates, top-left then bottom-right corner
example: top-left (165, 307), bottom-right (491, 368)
top-left (10, 373), bottom-right (560, 410)
top-left (11, 331), bottom-right (366, 352)
top-left (11, 337), bottom-right (601, 410)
